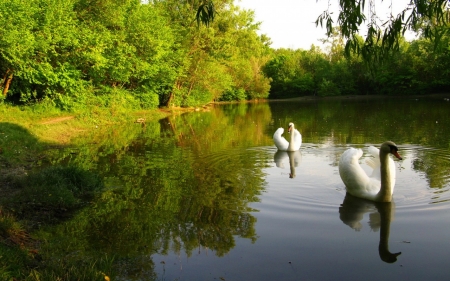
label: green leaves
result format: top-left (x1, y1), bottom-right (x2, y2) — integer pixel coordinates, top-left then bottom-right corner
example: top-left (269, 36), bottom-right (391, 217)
top-left (196, 1), bottom-right (216, 27)
top-left (316, 0), bottom-right (449, 63)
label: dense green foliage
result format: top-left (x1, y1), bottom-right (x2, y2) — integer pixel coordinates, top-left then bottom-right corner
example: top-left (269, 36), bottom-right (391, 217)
top-left (0, 0), bottom-right (271, 109)
top-left (1, 0), bottom-right (449, 109)
top-left (263, 30), bottom-right (450, 98)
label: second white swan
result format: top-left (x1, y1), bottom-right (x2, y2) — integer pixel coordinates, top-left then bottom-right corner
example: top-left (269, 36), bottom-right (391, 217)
top-left (338, 141), bottom-right (402, 202)
top-left (273, 122), bottom-right (302, 151)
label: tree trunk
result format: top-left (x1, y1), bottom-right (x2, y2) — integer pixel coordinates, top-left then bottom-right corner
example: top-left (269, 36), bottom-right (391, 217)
top-left (166, 79), bottom-right (182, 107)
top-left (166, 91), bottom-right (174, 107)
top-left (2, 69), bottom-right (13, 97)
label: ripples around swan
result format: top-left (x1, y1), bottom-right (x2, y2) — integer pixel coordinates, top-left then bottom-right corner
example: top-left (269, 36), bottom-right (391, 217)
top-left (151, 142), bottom-right (450, 281)
top-left (256, 144), bottom-right (450, 211)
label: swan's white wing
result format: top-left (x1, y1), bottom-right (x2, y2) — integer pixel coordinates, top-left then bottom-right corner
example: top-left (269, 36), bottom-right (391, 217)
top-left (273, 128), bottom-right (289, 151)
top-left (293, 129), bottom-right (302, 151)
top-left (366, 146), bottom-right (381, 180)
top-left (339, 147), bottom-right (380, 200)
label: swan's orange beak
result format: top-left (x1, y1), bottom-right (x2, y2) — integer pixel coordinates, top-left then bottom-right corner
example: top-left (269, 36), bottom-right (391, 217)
top-left (288, 125), bottom-right (292, 133)
top-left (393, 151), bottom-right (402, 160)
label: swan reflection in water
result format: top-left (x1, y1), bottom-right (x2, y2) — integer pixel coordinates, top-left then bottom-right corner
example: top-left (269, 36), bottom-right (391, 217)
top-left (274, 150), bottom-right (302, 178)
top-left (339, 194), bottom-right (402, 263)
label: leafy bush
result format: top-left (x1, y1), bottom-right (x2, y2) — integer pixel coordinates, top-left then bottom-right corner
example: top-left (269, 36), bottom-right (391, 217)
top-left (138, 92), bottom-right (160, 109)
top-left (219, 88), bottom-right (247, 101)
top-left (317, 79), bottom-right (341, 97)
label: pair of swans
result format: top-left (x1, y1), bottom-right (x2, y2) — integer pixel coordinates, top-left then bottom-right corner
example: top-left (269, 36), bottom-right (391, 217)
top-left (273, 123), bottom-right (402, 202)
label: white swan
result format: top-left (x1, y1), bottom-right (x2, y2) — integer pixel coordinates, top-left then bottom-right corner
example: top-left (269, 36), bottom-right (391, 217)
top-left (338, 141), bottom-right (402, 202)
top-left (273, 122), bottom-right (302, 151)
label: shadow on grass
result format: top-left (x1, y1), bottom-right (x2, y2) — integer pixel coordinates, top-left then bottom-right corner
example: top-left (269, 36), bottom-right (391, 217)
top-left (0, 122), bottom-right (111, 280)
top-left (0, 122), bottom-right (100, 225)
top-left (0, 122), bottom-right (46, 163)
top-left (0, 122), bottom-right (52, 208)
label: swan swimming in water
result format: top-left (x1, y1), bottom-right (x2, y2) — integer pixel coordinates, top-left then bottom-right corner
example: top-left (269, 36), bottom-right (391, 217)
top-left (273, 122), bottom-right (302, 151)
top-left (338, 141), bottom-right (402, 202)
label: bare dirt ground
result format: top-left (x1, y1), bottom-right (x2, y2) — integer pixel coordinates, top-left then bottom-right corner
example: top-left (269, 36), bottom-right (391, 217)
top-left (39, 116), bottom-right (75, 125)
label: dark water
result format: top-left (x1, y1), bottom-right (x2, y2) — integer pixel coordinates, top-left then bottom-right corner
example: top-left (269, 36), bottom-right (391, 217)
top-left (46, 97), bottom-right (450, 280)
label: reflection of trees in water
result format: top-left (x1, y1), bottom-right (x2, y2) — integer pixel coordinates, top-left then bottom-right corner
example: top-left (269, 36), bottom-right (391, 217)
top-left (44, 102), bottom-right (273, 276)
top-left (270, 98), bottom-right (450, 190)
top-left (412, 149), bottom-right (450, 189)
top-left (270, 98), bottom-right (450, 146)
top-left (41, 99), bottom-right (450, 277)
top-left (339, 194), bottom-right (401, 263)
top-left (81, 144), bottom-right (263, 258)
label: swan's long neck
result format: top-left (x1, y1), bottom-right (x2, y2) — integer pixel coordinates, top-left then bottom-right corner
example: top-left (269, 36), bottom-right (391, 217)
top-left (288, 125), bottom-right (295, 151)
top-left (377, 150), bottom-right (392, 202)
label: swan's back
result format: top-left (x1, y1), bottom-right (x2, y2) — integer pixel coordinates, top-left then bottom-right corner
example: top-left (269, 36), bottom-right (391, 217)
top-left (273, 128), bottom-right (289, 151)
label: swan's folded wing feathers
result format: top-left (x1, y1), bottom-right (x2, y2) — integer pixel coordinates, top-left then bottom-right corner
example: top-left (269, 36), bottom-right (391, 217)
top-left (273, 128), bottom-right (289, 151)
top-left (339, 144), bottom-right (398, 201)
top-left (339, 148), bottom-right (368, 187)
top-left (367, 146), bottom-right (381, 166)
top-left (366, 146), bottom-right (381, 179)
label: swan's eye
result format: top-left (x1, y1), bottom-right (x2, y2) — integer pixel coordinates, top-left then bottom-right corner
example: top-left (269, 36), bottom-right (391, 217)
top-left (389, 145), bottom-right (403, 160)
top-left (389, 146), bottom-right (398, 153)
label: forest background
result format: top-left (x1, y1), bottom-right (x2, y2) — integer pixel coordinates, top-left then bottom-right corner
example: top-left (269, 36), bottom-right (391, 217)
top-left (0, 0), bottom-right (449, 109)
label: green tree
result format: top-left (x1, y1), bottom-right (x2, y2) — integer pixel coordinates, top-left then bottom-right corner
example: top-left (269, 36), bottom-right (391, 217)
top-left (197, 1), bottom-right (449, 62)
top-left (157, 0), bottom-right (270, 106)
top-left (317, 0), bottom-right (449, 61)
top-left (0, 0), bottom-right (84, 106)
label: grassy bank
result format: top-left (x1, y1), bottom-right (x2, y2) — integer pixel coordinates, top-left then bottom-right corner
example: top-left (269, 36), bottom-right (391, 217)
top-left (0, 104), bottom-right (170, 162)
top-left (0, 104), bottom-right (171, 280)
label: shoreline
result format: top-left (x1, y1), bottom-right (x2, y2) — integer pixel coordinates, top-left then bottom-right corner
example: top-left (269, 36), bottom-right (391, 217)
top-left (265, 92), bottom-right (450, 102)
top-left (2, 92), bottom-right (449, 170)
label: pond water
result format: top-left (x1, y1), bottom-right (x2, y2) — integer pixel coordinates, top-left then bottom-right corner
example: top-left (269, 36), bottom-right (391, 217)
top-left (48, 97), bottom-right (450, 280)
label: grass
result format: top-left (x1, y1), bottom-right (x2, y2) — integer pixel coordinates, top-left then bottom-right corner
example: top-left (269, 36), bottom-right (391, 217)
top-left (0, 166), bottom-right (109, 280)
top-left (0, 102), bottom-right (171, 280)
top-left (0, 102), bottom-right (169, 150)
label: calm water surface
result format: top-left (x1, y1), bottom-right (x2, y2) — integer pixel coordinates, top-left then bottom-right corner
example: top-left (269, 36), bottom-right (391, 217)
top-left (50, 97), bottom-right (450, 280)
